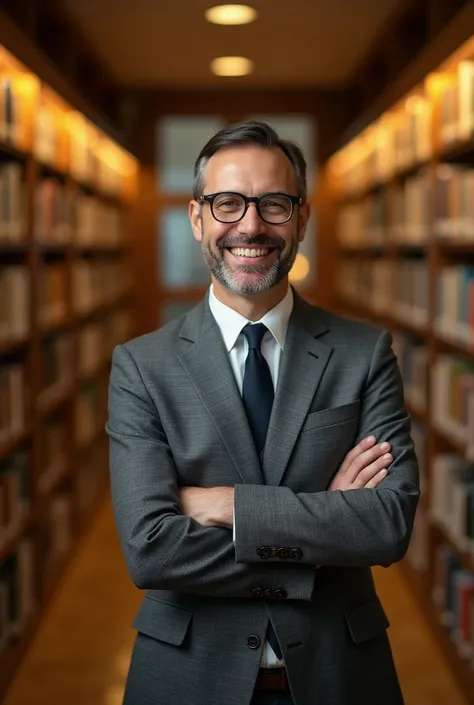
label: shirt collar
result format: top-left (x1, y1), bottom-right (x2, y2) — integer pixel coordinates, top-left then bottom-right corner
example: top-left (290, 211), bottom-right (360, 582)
top-left (208, 284), bottom-right (294, 352)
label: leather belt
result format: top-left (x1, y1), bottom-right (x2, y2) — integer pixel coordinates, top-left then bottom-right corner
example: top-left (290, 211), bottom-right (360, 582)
top-left (255, 668), bottom-right (289, 691)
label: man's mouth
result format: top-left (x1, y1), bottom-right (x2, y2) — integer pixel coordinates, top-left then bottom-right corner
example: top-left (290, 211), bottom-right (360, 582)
top-left (227, 246), bottom-right (276, 259)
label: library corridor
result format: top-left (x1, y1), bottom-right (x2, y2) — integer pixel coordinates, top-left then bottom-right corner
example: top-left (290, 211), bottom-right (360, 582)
top-left (2, 491), bottom-right (470, 705)
top-left (1, 0), bottom-right (474, 703)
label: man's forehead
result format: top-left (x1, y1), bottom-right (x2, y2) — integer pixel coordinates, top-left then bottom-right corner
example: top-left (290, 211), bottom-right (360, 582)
top-left (204, 145), bottom-right (297, 186)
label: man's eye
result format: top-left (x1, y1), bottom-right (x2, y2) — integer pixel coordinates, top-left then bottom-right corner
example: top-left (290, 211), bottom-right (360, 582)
top-left (216, 199), bottom-right (240, 209)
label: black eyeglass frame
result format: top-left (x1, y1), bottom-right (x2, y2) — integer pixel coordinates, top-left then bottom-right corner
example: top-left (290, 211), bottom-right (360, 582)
top-left (198, 191), bottom-right (303, 224)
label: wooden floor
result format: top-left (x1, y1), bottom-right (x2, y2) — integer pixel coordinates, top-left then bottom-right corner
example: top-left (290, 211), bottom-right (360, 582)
top-left (4, 494), bottom-right (469, 705)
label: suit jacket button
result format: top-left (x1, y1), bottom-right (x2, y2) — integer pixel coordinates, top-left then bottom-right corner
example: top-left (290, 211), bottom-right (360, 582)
top-left (252, 587), bottom-right (264, 598)
top-left (274, 588), bottom-right (288, 599)
top-left (247, 635), bottom-right (261, 649)
top-left (277, 547), bottom-right (290, 560)
top-left (257, 546), bottom-right (272, 560)
top-left (263, 588), bottom-right (274, 600)
top-left (290, 548), bottom-right (303, 561)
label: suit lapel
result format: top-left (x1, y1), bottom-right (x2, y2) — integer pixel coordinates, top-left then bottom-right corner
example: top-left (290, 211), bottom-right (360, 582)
top-left (177, 297), bottom-right (264, 486)
top-left (263, 293), bottom-right (333, 487)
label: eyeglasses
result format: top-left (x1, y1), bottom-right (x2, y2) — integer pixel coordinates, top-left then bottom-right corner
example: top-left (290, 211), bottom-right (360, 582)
top-left (198, 191), bottom-right (303, 224)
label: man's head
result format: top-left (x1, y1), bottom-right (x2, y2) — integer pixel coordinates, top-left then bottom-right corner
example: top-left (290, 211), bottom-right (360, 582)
top-left (189, 121), bottom-right (310, 299)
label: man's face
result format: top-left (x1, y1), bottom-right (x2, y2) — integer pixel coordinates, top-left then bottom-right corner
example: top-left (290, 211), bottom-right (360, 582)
top-left (189, 145), bottom-right (310, 296)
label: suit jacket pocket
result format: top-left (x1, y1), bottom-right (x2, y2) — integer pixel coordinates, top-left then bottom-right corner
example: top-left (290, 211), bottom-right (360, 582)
top-left (345, 597), bottom-right (390, 644)
top-left (302, 399), bottom-right (360, 433)
top-left (132, 596), bottom-right (192, 646)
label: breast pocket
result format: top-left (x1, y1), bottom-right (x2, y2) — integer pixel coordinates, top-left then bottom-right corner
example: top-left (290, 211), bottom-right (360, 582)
top-left (301, 399), bottom-right (360, 433)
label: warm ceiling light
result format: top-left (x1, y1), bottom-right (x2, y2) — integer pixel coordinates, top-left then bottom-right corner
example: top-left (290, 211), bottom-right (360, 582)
top-left (205, 4), bottom-right (257, 25)
top-left (210, 56), bottom-right (254, 77)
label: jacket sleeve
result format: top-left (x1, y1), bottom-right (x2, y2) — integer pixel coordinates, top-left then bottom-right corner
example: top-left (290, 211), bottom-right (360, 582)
top-left (106, 343), bottom-right (316, 600)
top-left (233, 330), bottom-right (420, 569)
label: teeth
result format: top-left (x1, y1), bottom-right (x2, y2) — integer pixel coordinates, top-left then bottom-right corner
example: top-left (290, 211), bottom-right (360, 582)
top-left (229, 247), bottom-right (270, 257)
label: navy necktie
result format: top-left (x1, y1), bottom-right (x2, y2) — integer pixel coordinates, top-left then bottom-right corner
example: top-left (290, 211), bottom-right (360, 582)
top-left (242, 323), bottom-right (283, 660)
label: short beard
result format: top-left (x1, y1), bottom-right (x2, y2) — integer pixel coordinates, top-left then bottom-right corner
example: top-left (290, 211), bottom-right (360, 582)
top-left (200, 229), bottom-right (300, 296)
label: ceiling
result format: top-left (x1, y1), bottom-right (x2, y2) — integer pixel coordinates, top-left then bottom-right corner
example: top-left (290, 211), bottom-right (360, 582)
top-left (62, 0), bottom-right (402, 88)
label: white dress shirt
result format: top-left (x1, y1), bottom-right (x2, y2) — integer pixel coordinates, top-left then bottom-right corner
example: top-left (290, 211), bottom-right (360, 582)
top-left (208, 283), bottom-right (294, 668)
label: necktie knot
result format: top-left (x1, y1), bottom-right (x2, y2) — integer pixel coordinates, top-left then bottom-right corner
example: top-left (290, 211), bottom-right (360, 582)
top-left (242, 322), bottom-right (267, 350)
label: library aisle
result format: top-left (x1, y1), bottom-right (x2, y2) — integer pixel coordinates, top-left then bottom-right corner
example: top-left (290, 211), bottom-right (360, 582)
top-left (2, 493), bottom-right (469, 705)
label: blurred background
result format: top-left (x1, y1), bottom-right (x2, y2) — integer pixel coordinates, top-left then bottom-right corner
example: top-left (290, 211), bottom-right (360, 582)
top-left (0, 0), bottom-right (473, 703)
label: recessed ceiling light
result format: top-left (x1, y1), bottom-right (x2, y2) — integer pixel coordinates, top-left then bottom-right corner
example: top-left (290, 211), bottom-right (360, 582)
top-left (205, 4), bottom-right (257, 25)
top-left (210, 56), bottom-right (254, 77)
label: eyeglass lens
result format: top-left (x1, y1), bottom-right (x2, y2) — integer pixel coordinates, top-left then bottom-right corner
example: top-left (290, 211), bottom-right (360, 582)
top-left (212, 193), bottom-right (292, 223)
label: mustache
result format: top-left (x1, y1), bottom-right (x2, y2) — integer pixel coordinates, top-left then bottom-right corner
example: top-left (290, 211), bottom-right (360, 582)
top-left (217, 235), bottom-right (284, 250)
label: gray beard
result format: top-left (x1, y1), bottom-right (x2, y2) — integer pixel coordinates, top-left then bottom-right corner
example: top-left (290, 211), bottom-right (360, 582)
top-left (200, 234), bottom-right (300, 296)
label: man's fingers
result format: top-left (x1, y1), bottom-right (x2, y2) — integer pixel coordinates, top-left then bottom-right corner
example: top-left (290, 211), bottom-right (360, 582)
top-left (338, 435), bottom-right (377, 475)
top-left (353, 454), bottom-right (392, 488)
top-left (345, 442), bottom-right (391, 484)
top-left (364, 468), bottom-right (389, 489)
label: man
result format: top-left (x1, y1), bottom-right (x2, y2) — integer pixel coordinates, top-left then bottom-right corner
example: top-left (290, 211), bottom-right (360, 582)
top-left (106, 120), bottom-right (419, 705)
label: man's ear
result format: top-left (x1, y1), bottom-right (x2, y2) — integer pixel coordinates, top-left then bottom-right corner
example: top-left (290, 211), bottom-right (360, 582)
top-left (298, 202), bottom-right (311, 243)
top-left (189, 200), bottom-right (203, 243)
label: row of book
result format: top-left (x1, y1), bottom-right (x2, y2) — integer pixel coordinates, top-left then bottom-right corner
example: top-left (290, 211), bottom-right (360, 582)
top-left (38, 335), bottom-right (74, 412)
top-left (0, 161), bottom-right (25, 242)
top-left (75, 194), bottom-right (124, 247)
top-left (0, 539), bottom-right (35, 656)
top-left (338, 260), bottom-right (474, 347)
top-left (435, 165), bottom-right (474, 240)
top-left (337, 97), bottom-right (432, 195)
top-left (336, 58), bottom-right (474, 196)
top-left (35, 179), bottom-right (126, 246)
top-left (0, 363), bottom-right (25, 447)
top-left (0, 450), bottom-right (29, 549)
top-left (440, 60), bottom-right (474, 147)
top-left (432, 354), bottom-right (474, 454)
top-left (0, 266), bottom-right (29, 343)
top-left (337, 166), bottom-right (474, 247)
top-left (2, 261), bottom-right (131, 344)
top-left (1, 162), bottom-right (127, 247)
top-left (1, 73), bottom-right (132, 198)
top-left (392, 334), bottom-right (428, 414)
top-left (338, 259), bottom-right (429, 329)
top-left (435, 267), bottom-right (474, 349)
top-left (38, 264), bottom-right (68, 328)
top-left (431, 454), bottom-right (474, 555)
top-left (432, 544), bottom-right (474, 665)
top-left (73, 260), bottom-right (130, 314)
top-left (337, 171), bottom-right (432, 247)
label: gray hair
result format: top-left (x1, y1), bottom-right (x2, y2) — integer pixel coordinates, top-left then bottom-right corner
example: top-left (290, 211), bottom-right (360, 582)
top-left (192, 120), bottom-right (307, 202)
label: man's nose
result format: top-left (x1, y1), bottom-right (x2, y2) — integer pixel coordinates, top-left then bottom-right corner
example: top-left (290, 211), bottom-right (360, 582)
top-left (237, 203), bottom-right (266, 235)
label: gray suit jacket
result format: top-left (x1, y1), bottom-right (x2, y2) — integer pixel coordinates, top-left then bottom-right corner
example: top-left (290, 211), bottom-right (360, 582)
top-left (106, 289), bottom-right (419, 705)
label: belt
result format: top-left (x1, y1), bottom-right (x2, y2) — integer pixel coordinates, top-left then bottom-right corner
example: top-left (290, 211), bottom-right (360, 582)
top-left (255, 668), bottom-right (289, 691)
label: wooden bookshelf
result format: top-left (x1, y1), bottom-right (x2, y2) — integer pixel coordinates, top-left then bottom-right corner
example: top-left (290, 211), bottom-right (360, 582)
top-left (324, 29), bottom-right (474, 701)
top-left (0, 42), bottom-right (138, 698)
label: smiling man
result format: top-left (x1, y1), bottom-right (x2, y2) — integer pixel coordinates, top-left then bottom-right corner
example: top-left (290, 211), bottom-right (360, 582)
top-left (106, 121), bottom-right (419, 705)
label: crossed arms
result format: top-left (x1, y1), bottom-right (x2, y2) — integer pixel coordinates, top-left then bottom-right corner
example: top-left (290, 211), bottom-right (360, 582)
top-left (106, 331), bottom-right (419, 599)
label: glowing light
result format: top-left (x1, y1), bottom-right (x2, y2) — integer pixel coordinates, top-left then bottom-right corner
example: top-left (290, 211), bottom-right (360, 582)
top-left (289, 254), bottom-right (310, 282)
top-left (210, 56), bottom-right (254, 77)
top-left (205, 5), bottom-right (257, 25)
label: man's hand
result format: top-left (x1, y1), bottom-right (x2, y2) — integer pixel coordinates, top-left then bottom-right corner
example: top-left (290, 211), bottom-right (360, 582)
top-left (328, 435), bottom-right (392, 491)
top-left (180, 487), bottom-right (234, 528)
top-left (180, 436), bottom-right (391, 527)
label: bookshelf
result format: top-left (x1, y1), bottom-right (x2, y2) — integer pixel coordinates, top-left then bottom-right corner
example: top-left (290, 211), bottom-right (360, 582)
top-left (325, 32), bottom-right (474, 700)
top-left (0, 43), bottom-right (138, 696)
